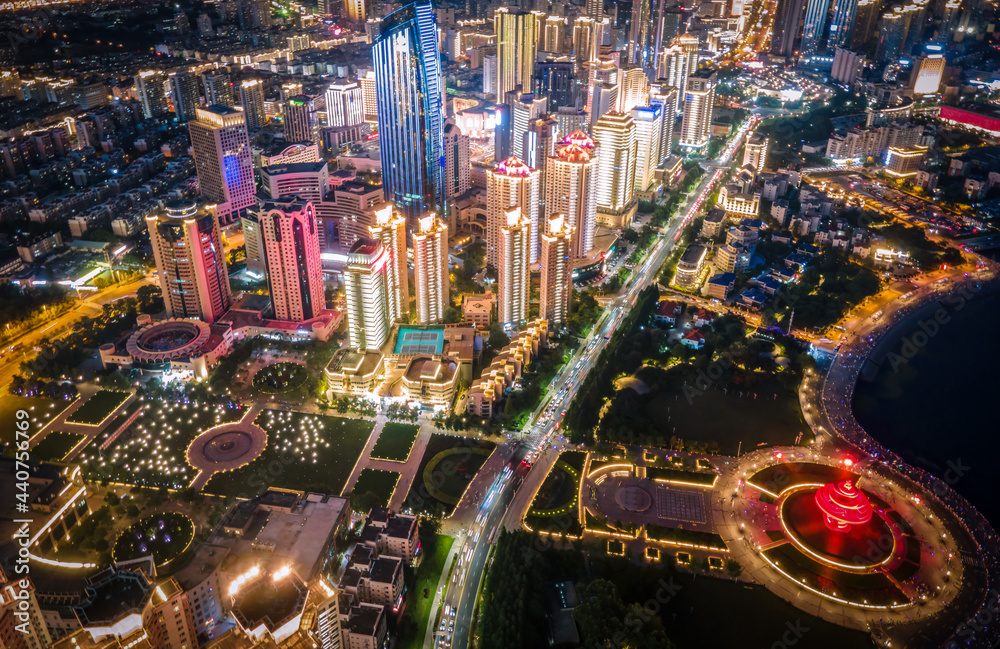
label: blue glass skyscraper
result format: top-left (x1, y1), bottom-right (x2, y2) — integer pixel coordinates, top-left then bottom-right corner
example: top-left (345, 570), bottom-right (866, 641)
top-left (827, 0), bottom-right (858, 50)
top-left (372, 0), bottom-right (446, 230)
top-left (799, 0), bottom-right (832, 57)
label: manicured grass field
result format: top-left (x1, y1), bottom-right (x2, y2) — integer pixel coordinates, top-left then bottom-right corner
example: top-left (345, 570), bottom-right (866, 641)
top-left (66, 390), bottom-right (130, 425)
top-left (204, 410), bottom-right (374, 499)
top-left (370, 422), bottom-right (420, 462)
top-left (404, 434), bottom-right (495, 517)
top-left (0, 395), bottom-right (73, 446)
top-left (351, 468), bottom-right (400, 507)
top-left (77, 400), bottom-right (246, 489)
top-left (399, 534), bottom-right (455, 649)
top-left (645, 379), bottom-right (809, 455)
top-left (31, 431), bottom-right (85, 462)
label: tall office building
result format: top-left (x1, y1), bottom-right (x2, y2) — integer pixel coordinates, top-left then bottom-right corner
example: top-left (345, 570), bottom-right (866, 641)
top-left (169, 71), bottom-right (201, 121)
top-left (511, 92), bottom-right (548, 161)
top-left (360, 70), bottom-right (379, 123)
top-left (573, 16), bottom-right (597, 64)
top-left (910, 49), bottom-right (946, 95)
top-left (649, 83), bottom-right (677, 162)
top-left (587, 0), bottom-right (603, 18)
top-left (369, 204), bottom-right (409, 322)
top-left (146, 200), bottom-right (231, 323)
top-left (258, 197), bottom-right (326, 321)
top-left (494, 8), bottom-right (542, 102)
top-left (373, 0), bottom-right (446, 227)
top-left (800, 0), bottom-right (833, 57)
top-left (188, 105), bottom-right (256, 224)
top-left (631, 104), bottom-right (663, 192)
top-left (679, 69), bottom-right (716, 150)
top-left (592, 111), bottom-right (637, 228)
top-left (135, 70), bottom-right (168, 118)
top-left (497, 207), bottom-right (532, 327)
top-left (874, 8), bottom-right (905, 64)
top-left (486, 157), bottom-right (541, 268)
top-left (0, 574), bottom-right (51, 649)
top-left (849, 0), bottom-right (882, 53)
top-left (619, 66), bottom-right (650, 112)
top-left (627, 0), bottom-right (652, 67)
top-left (657, 35), bottom-right (699, 112)
top-left (345, 0), bottom-right (365, 21)
top-left (584, 57), bottom-right (619, 121)
top-left (770, 0), bottom-right (804, 57)
top-left (284, 95), bottom-right (320, 145)
top-left (483, 53), bottom-right (498, 97)
top-left (524, 115), bottom-right (559, 224)
top-left (743, 134), bottom-right (768, 171)
top-left (0, 69), bottom-right (21, 100)
top-left (239, 78), bottom-right (267, 130)
top-left (413, 214), bottom-right (450, 324)
top-left (203, 72), bottom-right (235, 108)
top-left (444, 120), bottom-right (471, 199)
top-left (545, 130), bottom-right (598, 258)
top-left (827, 0), bottom-right (859, 49)
top-left (539, 214), bottom-right (573, 325)
top-left (544, 15), bottom-right (565, 52)
top-left (326, 80), bottom-right (364, 127)
top-left (344, 238), bottom-right (391, 350)
top-left (533, 59), bottom-right (575, 110)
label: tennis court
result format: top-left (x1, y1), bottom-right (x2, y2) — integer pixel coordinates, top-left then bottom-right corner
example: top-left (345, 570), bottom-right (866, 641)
top-left (395, 327), bottom-right (445, 355)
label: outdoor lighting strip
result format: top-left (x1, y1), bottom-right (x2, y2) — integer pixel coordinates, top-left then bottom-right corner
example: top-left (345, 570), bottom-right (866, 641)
top-left (586, 463), bottom-right (634, 480)
top-left (758, 552), bottom-right (910, 610)
top-left (744, 480), bottom-right (779, 499)
top-left (773, 483), bottom-right (896, 573)
top-left (652, 476), bottom-right (719, 489)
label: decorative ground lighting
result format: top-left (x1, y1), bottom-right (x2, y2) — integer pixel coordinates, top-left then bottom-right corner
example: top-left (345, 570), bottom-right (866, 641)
top-left (814, 481), bottom-right (873, 532)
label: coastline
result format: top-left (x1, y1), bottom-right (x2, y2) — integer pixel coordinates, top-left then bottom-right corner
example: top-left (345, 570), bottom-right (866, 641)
top-left (812, 268), bottom-right (1000, 647)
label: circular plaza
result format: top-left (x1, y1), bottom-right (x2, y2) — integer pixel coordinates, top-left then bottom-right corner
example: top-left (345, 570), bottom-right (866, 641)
top-left (187, 422), bottom-right (267, 476)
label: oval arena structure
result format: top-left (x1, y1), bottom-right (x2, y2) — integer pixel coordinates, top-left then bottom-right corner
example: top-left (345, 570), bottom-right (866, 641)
top-left (125, 318), bottom-right (213, 363)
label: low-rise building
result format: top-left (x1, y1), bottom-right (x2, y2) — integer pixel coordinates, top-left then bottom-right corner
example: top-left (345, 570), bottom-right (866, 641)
top-left (461, 293), bottom-right (495, 328)
top-left (399, 354), bottom-right (461, 408)
top-left (706, 272), bottom-right (735, 299)
top-left (325, 348), bottom-right (385, 398)
top-left (467, 320), bottom-right (548, 418)
top-left (700, 208), bottom-right (726, 238)
top-left (654, 300), bottom-right (683, 325)
top-left (674, 244), bottom-right (707, 288)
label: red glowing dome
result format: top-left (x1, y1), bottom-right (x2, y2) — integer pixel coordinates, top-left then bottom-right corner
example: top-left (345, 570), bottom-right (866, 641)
top-left (814, 481), bottom-right (873, 532)
top-left (557, 143), bottom-right (593, 163)
top-left (495, 156), bottom-right (533, 177)
top-left (561, 130), bottom-right (595, 148)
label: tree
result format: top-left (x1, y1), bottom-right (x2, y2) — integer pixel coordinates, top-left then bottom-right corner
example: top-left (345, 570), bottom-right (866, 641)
top-left (488, 323), bottom-right (510, 349)
top-left (725, 559), bottom-right (743, 578)
top-left (443, 306), bottom-right (463, 323)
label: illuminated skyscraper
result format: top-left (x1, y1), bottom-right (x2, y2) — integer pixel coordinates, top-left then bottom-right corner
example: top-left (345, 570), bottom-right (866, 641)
top-left (649, 83), bottom-right (677, 162)
top-left (800, 0), bottom-right (833, 57)
top-left (545, 130), bottom-right (598, 258)
top-left (413, 214), bottom-right (450, 324)
top-left (284, 95), bottom-right (320, 145)
top-left (359, 70), bottom-right (379, 123)
top-left (326, 80), bottom-right (364, 127)
top-left (135, 70), bottom-right (168, 118)
top-left (627, 0), bottom-right (652, 67)
top-left (344, 0), bottom-right (365, 21)
top-left (592, 111), bottom-right (637, 228)
top-left (511, 92), bottom-right (548, 161)
top-left (239, 79), bottom-right (266, 130)
top-left (743, 134), bottom-right (769, 171)
top-left (631, 104), bottom-right (662, 192)
top-left (849, 0), bottom-right (882, 54)
top-left (203, 72), bottom-right (235, 108)
top-left (188, 105), bottom-right (256, 224)
top-left (619, 66), bottom-right (650, 112)
top-left (169, 71), bottom-right (201, 121)
top-left (910, 49), bottom-right (945, 95)
top-left (146, 200), bottom-right (231, 323)
top-left (444, 120), bottom-right (471, 199)
top-left (657, 35), bottom-right (699, 112)
top-left (679, 69), bottom-right (715, 150)
top-left (369, 204), bottom-right (409, 322)
top-left (486, 157), bottom-right (541, 268)
top-left (497, 207), bottom-right (531, 326)
top-left (258, 197), bottom-right (326, 321)
top-left (544, 16), bottom-right (565, 52)
top-left (539, 214), bottom-right (573, 325)
top-left (494, 8), bottom-right (542, 102)
top-left (373, 0), bottom-right (446, 227)
top-left (770, 0), bottom-right (804, 56)
top-left (573, 16), bottom-right (597, 64)
top-left (345, 238), bottom-right (391, 350)
top-left (827, 0), bottom-right (859, 49)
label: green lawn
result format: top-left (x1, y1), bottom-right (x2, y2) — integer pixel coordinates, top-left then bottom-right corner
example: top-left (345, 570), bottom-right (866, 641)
top-left (399, 534), bottom-right (455, 649)
top-left (0, 395), bottom-right (73, 447)
top-left (370, 422), bottom-right (421, 462)
top-left (31, 431), bottom-right (85, 462)
top-left (404, 434), bottom-right (496, 517)
top-left (77, 399), bottom-right (246, 489)
top-left (66, 390), bottom-right (130, 425)
top-left (644, 379), bottom-right (809, 455)
top-left (351, 468), bottom-right (400, 507)
top-left (204, 410), bottom-right (374, 499)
